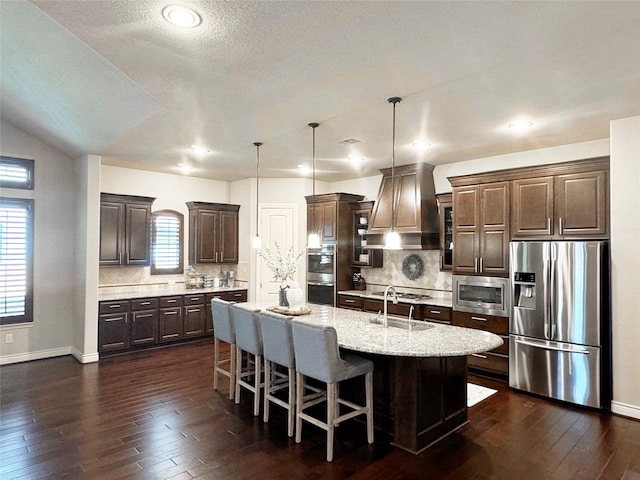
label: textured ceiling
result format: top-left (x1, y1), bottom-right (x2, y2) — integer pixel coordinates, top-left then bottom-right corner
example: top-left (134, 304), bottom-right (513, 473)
top-left (1, 0), bottom-right (639, 182)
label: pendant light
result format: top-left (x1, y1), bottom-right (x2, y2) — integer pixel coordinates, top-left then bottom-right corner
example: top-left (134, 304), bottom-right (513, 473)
top-left (251, 142), bottom-right (263, 250)
top-left (307, 122), bottom-right (321, 249)
top-left (384, 97), bottom-right (402, 250)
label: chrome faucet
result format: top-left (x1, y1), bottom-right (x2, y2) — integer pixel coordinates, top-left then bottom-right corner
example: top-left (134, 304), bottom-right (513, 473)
top-left (383, 285), bottom-right (398, 328)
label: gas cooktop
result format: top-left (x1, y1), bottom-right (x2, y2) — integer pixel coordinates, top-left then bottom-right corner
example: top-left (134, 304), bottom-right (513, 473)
top-left (370, 291), bottom-right (431, 301)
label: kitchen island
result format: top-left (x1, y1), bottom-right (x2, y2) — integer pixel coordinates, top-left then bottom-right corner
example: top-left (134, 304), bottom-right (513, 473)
top-left (291, 304), bottom-right (502, 454)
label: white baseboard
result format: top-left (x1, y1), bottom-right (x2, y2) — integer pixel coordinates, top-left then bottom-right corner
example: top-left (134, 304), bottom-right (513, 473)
top-left (611, 400), bottom-right (640, 420)
top-left (71, 347), bottom-right (99, 364)
top-left (0, 346), bottom-right (72, 365)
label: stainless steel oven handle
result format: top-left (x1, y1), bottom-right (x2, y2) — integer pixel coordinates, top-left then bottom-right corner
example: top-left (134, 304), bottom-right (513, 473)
top-left (307, 282), bottom-right (335, 287)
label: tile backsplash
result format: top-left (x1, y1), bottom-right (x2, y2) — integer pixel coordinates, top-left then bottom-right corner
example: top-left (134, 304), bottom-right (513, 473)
top-left (361, 250), bottom-right (452, 292)
top-left (99, 262), bottom-right (246, 287)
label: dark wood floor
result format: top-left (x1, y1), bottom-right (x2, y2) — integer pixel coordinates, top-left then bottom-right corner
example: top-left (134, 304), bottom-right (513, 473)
top-left (1, 340), bottom-right (639, 480)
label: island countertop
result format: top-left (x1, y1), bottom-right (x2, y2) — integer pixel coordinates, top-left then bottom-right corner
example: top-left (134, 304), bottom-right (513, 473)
top-left (276, 304), bottom-right (502, 358)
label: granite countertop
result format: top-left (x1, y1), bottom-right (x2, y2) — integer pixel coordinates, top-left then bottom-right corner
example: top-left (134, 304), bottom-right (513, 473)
top-left (338, 288), bottom-right (452, 308)
top-left (99, 283), bottom-right (247, 301)
top-left (242, 303), bottom-right (501, 358)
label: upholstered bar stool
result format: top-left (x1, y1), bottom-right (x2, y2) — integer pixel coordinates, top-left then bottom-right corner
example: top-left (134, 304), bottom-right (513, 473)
top-left (211, 298), bottom-right (236, 400)
top-left (231, 303), bottom-right (264, 416)
top-left (259, 310), bottom-right (297, 437)
top-left (291, 320), bottom-right (374, 462)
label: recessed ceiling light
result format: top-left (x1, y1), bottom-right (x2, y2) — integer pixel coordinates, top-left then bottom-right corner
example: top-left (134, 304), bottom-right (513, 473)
top-left (162, 5), bottom-right (201, 28)
top-left (190, 145), bottom-right (209, 154)
top-left (412, 140), bottom-right (431, 151)
top-left (508, 120), bottom-right (534, 131)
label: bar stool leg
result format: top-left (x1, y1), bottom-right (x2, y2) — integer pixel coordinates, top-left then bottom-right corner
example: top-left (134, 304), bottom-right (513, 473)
top-left (327, 382), bottom-right (336, 462)
top-left (366, 371), bottom-right (374, 443)
top-left (213, 338), bottom-right (220, 390)
top-left (229, 344), bottom-right (236, 400)
top-left (253, 355), bottom-right (262, 416)
top-left (287, 367), bottom-right (295, 437)
top-left (263, 359), bottom-right (271, 423)
top-left (235, 347), bottom-right (242, 404)
top-left (295, 372), bottom-right (304, 444)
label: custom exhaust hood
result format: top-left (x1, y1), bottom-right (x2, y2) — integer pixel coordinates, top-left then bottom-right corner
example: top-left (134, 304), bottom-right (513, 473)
top-left (364, 163), bottom-right (440, 250)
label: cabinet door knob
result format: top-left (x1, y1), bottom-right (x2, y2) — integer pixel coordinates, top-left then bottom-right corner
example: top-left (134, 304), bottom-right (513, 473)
top-left (547, 217), bottom-right (552, 235)
top-left (559, 217), bottom-right (564, 235)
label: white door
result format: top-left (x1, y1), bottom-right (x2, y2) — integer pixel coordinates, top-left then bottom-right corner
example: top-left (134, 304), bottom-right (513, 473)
top-left (256, 204), bottom-right (300, 306)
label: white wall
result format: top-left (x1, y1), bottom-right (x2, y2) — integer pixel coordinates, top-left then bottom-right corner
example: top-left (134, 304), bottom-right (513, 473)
top-left (329, 175), bottom-right (382, 202)
top-left (610, 115), bottom-right (640, 419)
top-left (0, 120), bottom-right (77, 364)
top-left (433, 138), bottom-right (610, 193)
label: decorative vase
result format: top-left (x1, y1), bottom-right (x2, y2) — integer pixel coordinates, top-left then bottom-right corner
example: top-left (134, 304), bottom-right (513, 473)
top-left (278, 280), bottom-right (290, 308)
top-left (287, 281), bottom-right (304, 310)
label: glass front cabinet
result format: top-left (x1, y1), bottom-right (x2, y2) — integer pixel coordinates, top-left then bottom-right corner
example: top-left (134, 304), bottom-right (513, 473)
top-left (351, 201), bottom-right (383, 268)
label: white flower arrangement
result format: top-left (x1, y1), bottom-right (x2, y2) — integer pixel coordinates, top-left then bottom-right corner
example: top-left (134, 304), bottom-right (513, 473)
top-left (258, 242), bottom-right (304, 282)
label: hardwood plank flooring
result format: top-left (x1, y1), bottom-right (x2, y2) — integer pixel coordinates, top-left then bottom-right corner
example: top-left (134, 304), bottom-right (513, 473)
top-left (1, 340), bottom-right (638, 479)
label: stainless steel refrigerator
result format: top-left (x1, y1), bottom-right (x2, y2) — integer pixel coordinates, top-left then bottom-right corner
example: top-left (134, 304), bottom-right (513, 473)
top-left (509, 241), bottom-right (610, 409)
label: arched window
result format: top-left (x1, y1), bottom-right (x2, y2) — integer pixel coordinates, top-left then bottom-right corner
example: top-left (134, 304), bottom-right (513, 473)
top-left (151, 210), bottom-right (184, 275)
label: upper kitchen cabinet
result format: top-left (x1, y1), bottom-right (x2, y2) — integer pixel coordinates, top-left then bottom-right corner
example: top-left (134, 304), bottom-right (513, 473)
top-left (366, 163), bottom-right (439, 249)
top-left (436, 193), bottom-right (453, 270)
top-left (187, 202), bottom-right (240, 264)
top-left (351, 201), bottom-right (383, 268)
top-left (100, 193), bottom-right (155, 267)
top-left (451, 182), bottom-right (510, 276)
top-left (305, 193), bottom-right (364, 244)
top-left (511, 158), bottom-right (609, 239)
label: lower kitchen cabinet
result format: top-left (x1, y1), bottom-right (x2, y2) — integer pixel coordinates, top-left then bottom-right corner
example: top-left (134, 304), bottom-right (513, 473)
top-left (338, 294), bottom-right (364, 310)
top-left (130, 298), bottom-right (159, 346)
top-left (98, 300), bottom-right (130, 352)
top-left (451, 310), bottom-right (509, 378)
top-left (159, 296), bottom-right (184, 343)
top-left (99, 289), bottom-right (248, 354)
top-left (183, 294), bottom-right (205, 338)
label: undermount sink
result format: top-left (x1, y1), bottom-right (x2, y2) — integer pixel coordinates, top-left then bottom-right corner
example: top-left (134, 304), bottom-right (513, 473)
top-left (369, 317), bottom-right (433, 331)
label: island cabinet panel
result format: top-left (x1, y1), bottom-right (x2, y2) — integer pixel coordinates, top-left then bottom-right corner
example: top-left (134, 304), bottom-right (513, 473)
top-left (100, 194), bottom-right (155, 267)
top-left (187, 202), bottom-right (240, 264)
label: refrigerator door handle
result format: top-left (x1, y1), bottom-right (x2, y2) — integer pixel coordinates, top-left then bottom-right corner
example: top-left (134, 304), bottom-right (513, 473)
top-left (549, 244), bottom-right (557, 340)
top-left (514, 338), bottom-right (591, 355)
top-left (545, 258), bottom-right (552, 339)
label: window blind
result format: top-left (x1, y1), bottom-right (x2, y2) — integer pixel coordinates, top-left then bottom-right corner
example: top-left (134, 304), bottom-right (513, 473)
top-left (0, 156), bottom-right (34, 190)
top-left (0, 198), bottom-right (33, 324)
top-left (152, 213), bottom-right (182, 274)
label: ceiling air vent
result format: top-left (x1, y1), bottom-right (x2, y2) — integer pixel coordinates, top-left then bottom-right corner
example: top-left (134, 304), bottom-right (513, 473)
top-left (336, 137), bottom-right (363, 145)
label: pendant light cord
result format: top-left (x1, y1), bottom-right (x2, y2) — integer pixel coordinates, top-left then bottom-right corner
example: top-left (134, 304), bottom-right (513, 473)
top-left (253, 142), bottom-right (262, 237)
top-left (388, 97), bottom-right (402, 233)
top-left (309, 122), bottom-right (319, 237)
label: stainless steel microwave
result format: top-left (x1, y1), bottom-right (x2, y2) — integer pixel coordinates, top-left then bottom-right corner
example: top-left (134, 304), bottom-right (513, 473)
top-left (453, 275), bottom-right (509, 317)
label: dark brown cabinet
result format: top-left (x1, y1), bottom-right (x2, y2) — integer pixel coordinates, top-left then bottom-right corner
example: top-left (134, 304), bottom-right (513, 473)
top-left (183, 294), bottom-right (205, 338)
top-left (351, 201), bottom-right (382, 268)
top-left (337, 293), bottom-right (364, 310)
top-left (100, 193), bottom-right (155, 266)
top-left (159, 296), bottom-right (183, 343)
top-left (187, 202), bottom-right (240, 264)
top-left (130, 298), bottom-right (158, 346)
top-left (205, 290), bottom-right (248, 335)
top-left (436, 193), bottom-right (453, 271)
top-left (451, 310), bottom-right (508, 378)
top-left (512, 168), bottom-right (608, 239)
top-left (452, 182), bottom-right (510, 276)
top-left (305, 193), bottom-right (364, 304)
top-left (367, 163), bottom-right (439, 249)
top-left (98, 300), bottom-right (130, 352)
top-left (307, 201), bottom-right (338, 242)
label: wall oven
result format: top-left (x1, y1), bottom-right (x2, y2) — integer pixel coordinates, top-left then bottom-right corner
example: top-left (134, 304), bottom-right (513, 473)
top-left (453, 275), bottom-right (509, 317)
top-left (307, 244), bottom-right (336, 306)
